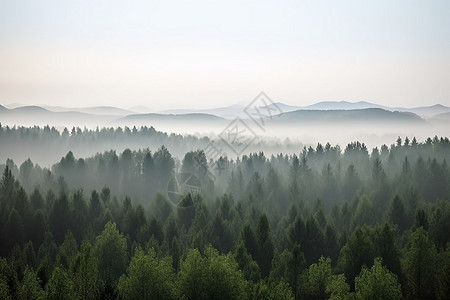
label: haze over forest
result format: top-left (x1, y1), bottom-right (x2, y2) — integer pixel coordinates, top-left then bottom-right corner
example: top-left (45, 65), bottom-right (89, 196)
top-left (1, 1), bottom-right (449, 300)
top-left (1, 99), bottom-right (450, 166)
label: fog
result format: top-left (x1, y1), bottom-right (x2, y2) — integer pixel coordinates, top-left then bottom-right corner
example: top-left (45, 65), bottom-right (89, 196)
top-left (2, 103), bottom-right (448, 167)
top-left (0, 114), bottom-right (448, 167)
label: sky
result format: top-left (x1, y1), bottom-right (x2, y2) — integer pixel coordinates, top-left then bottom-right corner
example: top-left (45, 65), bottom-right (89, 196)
top-left (0, 0), bottom-right (449, 110)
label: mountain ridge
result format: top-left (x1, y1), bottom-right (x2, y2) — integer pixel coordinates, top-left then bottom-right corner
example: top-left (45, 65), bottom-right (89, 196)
top-left (272, 108), bottom-right (426, 125)
top-left (1, 101), bottom-right (449, 124)
top-left (3, 100), bottom-right (449, 117)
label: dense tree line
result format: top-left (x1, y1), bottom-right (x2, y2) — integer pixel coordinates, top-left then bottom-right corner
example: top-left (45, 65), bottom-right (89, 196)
top-left (0, 124), bottom-right (208, 168)
top-left (0, 133), bottom-right (450, 299)
top-left (0, 124), bottom-right (299, 166)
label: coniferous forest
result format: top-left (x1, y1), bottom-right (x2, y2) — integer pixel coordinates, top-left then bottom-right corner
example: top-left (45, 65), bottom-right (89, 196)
top-left (1, 125), bottom-right (450, 300)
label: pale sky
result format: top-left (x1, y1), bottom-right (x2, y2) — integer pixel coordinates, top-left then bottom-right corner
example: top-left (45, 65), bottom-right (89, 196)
top-left (0, 0), bottom-right (449, 110)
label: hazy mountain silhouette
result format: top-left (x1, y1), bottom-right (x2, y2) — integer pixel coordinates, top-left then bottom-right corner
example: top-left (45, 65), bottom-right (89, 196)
top-left (263, 101), bottom-right (450, 118)
top-left (434, 111), bottom-right (450, 118)
top-left (396, 104), bottom-right (450, 118)
top-left (4, 101), bottom-right (449, 120)
top-left (273, 108), bottom-right (425, 124)
top-left (305, 101), bottom-right (386, 110)
top-left (0, 102), bottom-right (447, 131)
top-left (261, 100), bottom-right (385, 112)
top-left (12, 105), bottom-right (51, 113)
top-left (1, 103), bottom-right (447, 150)
top-left (262, 102), bottom-right (301, 113)
top-left (44, 105), bottom-right (134, 116)
top-left (119, 112), bottom-right (226, 122)
top-left (160, 104), bottom-right (246, 119)
top-left (3, 103), bottom-right (24, 109)
top-left (0, 105), bottom-right (117, 127)
top-left (430, 111), bottom-right (450, 124)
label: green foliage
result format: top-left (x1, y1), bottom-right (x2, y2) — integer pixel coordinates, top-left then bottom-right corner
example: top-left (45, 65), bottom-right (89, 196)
top-left (403, 227), bottom-right (437, 299)
top-left (234, 243), bottom-right (261, 282)
top-left (338, 223), bottom-right (401, 287)
top-left (338, 226), bottom-right (375, 287)
top-left (44, 266), bottom-right (73, 300)
top-left (49, 193), bottom-right (70, 245)
top-left (0, 166), bottom-right (14, 207)
top-left (326, 274), bottom-right (353, 300)
top-left (177, 193), bottom-right (195, 229)
top-left (242, 223), bottom-right (258, 261)
top-left (94, 222), bottom-right (127, 288)
top-left (269, 243), bottom-right (305, 298)
top-left (352, 195), bottom-right (375, 229)
top-left (0, 134), bottom-right (449, 299)
top-left (0, 282), bottom-right (11, 300)
top-left (56, 231), bottom-right (78, 270)
top-left (355, 257), bottom-right (402, 300)
top-left (256, 214), bottom-right (274, 277)
top-left (178, 246), bottom-right (246, 300)
top-left (118, 248), bottom-right (176, 300)
top-left (151, 193), bottom-right (172, 223)
top-left (389, 195), bottom-right (408, 233)
top-left (71, 241), bottom-right (99, 300)
top-left (248, 280), bottom-right (294, 300)
top-left (178, 248), bottom-right (207, 299)
top-left (414, 208), bottom-right (429, 230)
top-left (324, 224), bottom-right (339, 264)
top-left (5, 209), bottom-right (25, 252)
top-left (303, 216), bottom-right (325, 265)
top-left (19, 266), bottom-right (44, 300)
top-left (429, 200), bottom-right (450, 248)
top-left (435, 243), bottom-right (450, 299)
top-left (0, 257), bottom-right (17, 300)
top-left (303, 256), bottom-right (333, 300)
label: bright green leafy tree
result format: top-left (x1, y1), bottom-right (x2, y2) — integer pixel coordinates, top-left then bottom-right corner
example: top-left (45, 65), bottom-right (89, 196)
top-left (403, 227), bottom-right (437, 299)
top-left (118, 248), bottom-right (176, 300)
top-left (355, 257), bottom-right (402, 300)
top-left (94, 222), bottom-right (127, 299)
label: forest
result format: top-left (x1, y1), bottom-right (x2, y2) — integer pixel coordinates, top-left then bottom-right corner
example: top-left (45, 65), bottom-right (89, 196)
top-left (1, 125), bottom-right (450, 299)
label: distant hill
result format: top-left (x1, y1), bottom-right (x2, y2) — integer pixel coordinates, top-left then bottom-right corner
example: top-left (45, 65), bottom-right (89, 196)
top-left (433, 111), bottom-right (450, 119)
top-left (3, 103), bottom-right (24, 109)
top-left (272, 108), bottom-right (425, 124)
top-left (0, 103), bottom-right (442, 131)
top-left (160, 104), bottom-right (246, 119)
top-left (429, 112), bottom-right (450, 124)
top-left (304, 101), bottom-right (385, 110)
top-left (262, 102), bottom-right (301, 113)
top-left (262, 101), bottom-right (449, 118)
top-left (44, 105), bottom-right (134, 116)
top-left (200, 104), bottom-right (246, 119)
top-left (119, 113), bottom-right (226, 123)
top-left (4, 101), bottom-right (450, 120)
top-left (396, 104), bottom-right (450, 119)
top-left (0, 105), bottom-right (117, 127)
top-left (12, 105), bottom-right (51, 113)
top-left (114, 108), bottom-right (428, 134)
top-left (262, 100), bottom-right (386, 113)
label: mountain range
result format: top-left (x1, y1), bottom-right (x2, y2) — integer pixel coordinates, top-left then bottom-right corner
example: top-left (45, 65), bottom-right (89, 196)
top-left (1, 101), bottom-right (449, 129)
top-left (261, 101), bottom-right (450, 119)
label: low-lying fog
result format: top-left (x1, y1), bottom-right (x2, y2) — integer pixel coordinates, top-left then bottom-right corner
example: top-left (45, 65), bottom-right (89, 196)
top-left (1, 114), bottom-right (449, 167)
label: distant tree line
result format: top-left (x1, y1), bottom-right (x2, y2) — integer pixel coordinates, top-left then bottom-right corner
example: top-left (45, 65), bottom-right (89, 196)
top-left (0, 133), bottom-right (449, 299)
top-left (0, 124), bottom-right (300, 166)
